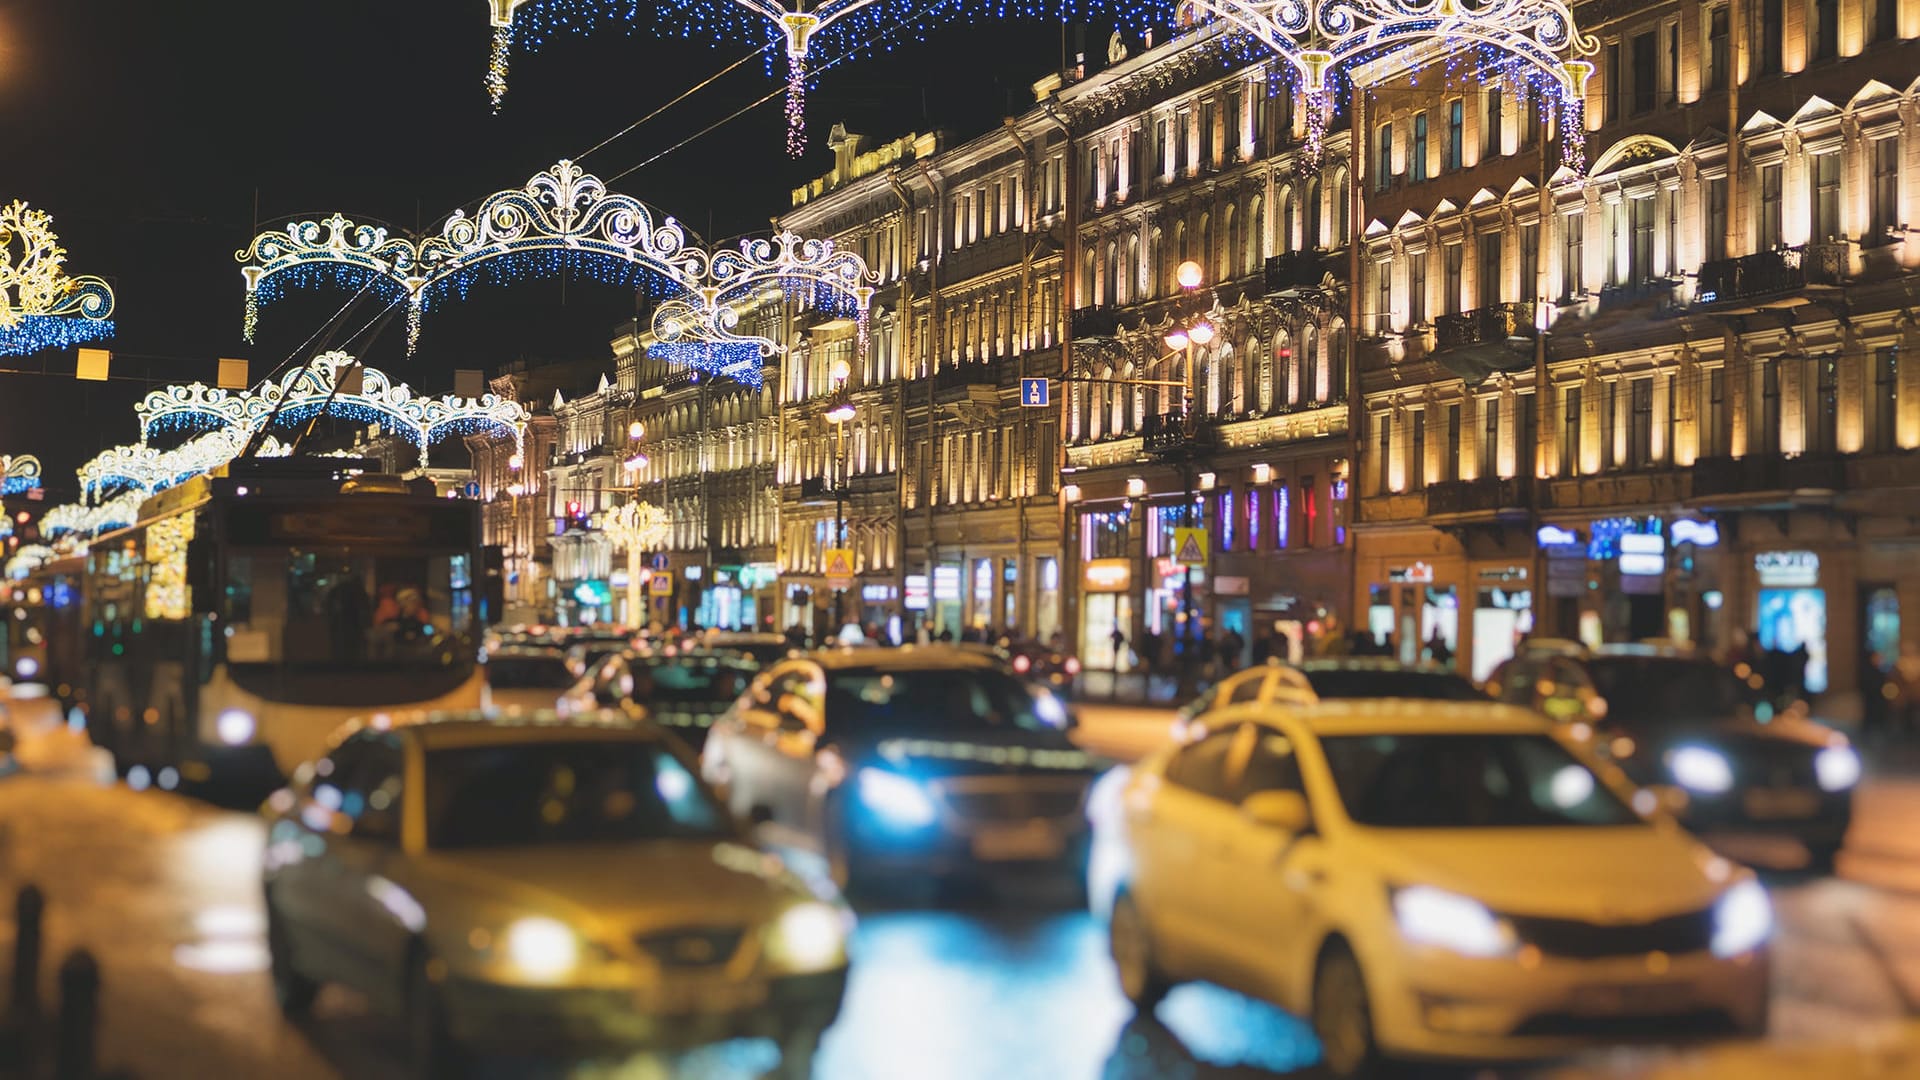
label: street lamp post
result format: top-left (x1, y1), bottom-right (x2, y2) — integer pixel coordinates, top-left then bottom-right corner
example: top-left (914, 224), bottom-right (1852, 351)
top-left (506, 450), bottom-right (525, 615)
top-left (1165, 260), bottom-right (1211, 697)
top-left (826, 358), bottom-right (855, 634)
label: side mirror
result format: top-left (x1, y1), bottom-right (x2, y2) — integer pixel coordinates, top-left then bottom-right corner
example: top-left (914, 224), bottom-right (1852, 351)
top-left (1242, 789), bottom-right (1312, 833)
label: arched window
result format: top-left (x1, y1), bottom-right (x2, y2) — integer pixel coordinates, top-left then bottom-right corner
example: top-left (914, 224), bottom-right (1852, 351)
top-left (1327, 319), bottom-right (1349, 403)
top-left (1305, 179), bottom-right (1322, 250)
top-left (1277, 186), bottom-right (1294, 254)
top-left (1198, 212), bottom-right (1212, 281)
top-left (1221, 204), bottom-right (1237, 282)
top-left (1256, 334), bottom-right (1275, 413)
top-left (1246, 195), bottom-right (1265, 276)
top-left (1125, 234), bottom-right (1140, 305)
top-left (1204, 347), bottom-right (1222, 415)
top-left (1330, 166), bottom-right (1350, 245)
top-left (1081, 248), bottom-right (1097, 308)
top-left (1171, 221), bottom-right (1187, 292)
top-left (1227, 340), bottom-right (1246, 415)
top-left (1068, 379), bottom-right (1084, 442)
top-left (1110, 366), bottom-right (1126, 435)
top-left (1302, 323), bottom-right (1321, 402)
top-left (1105, 240), bottom-right (1120, 306)
top-left (1148, 226), bottom-right (1164, 298)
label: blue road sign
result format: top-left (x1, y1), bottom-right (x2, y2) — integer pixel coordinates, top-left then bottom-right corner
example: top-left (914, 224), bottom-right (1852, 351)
top-left (464, 481), bottom-right (480, 498)
top-left (1020, 377), bottom-right (1050, 407)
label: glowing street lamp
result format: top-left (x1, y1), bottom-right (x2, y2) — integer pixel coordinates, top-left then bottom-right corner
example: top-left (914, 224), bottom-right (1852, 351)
top-left (1176, 260), bottom-right (1204, 290)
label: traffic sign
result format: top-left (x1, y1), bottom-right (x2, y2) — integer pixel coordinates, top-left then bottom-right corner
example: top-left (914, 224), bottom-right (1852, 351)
top-left (1172, 527), bottom-right (1209, 567)
top-left (464, 481), bottom-right (480, 498)
top-left (823, 548), bottom-right (855, 590)
top-left (648, 573), bottom-right (673, 597)
top-left (1020, 377), bottom-right (1050, 407)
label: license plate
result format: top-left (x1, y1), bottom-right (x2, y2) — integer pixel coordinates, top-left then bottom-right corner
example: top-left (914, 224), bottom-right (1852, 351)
top-left (639, 977), bottom-right (766, 1016)
top-left (1745, 788), bottom-right (1820, 820)
top-left (1569, 981), bottom-right (1695, 1015)
top-left (971, 821), bottom-right (1065, 861)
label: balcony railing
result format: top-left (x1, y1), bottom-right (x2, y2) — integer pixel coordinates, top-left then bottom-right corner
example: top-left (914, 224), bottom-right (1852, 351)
top-left (1695, 243), bottom-right (1847, 307)
top-left (1141, 410), bottom-right (1216, 455)
top-left (1070, 306), bottom-right (1121, 341)
top-left (1434, 302), bottom-right (1538, 350)
top-left (1423, 476), bottom-right (1533, 516)
top-left (1265, 251), bottom-right (1336, 293)
top-left (1689, 453), bottom-right (1848, 498)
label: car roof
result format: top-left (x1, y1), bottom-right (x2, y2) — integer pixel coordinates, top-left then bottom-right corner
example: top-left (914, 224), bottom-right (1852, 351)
top-left (702, 631), bottom-right (786, 644)
top-left (1589, 642), bottom-right (1699, 660)
top-left (331, 708), bottom-right (665, 751)
top-left (1236, 699), bottom-right (1552, 737)
top-left (807, 644), bottom-right (1005, 672)
top-left (486, 645), bottom-right (568, 661)
top-left (1295, 658), bottom-right (1465, 675)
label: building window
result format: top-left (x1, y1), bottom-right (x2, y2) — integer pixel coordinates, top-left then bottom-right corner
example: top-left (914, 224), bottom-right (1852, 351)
top-left (1377, 414), bottom-right (1393, 493)
top-left (1630, 196), bottom-right (1654, 286)
top-left (1301, 476), bottom-right (1318, 547)
top-left (1605, 41), bottom-right (1624, 125)
top-left (1247, 488), bottom-right (1261, 550)
top-left (1409, 250), bottom-right (1428, 325)
top-left (1664, 374), bottom-right (1677, 463)
top-left (1760, 0), bottom-right (1783, 76)
top-left (1274, 482), bottom-right (1291, 548)
top-left (1479, 88), bottom-right (1502, 160)
top-left (1605, 201), bottom-right (1623, 286)
top-left (1562, 386), bottom-right (1582, 475)
top-left (1811, 152), bottom-right (1840, 243)
top-left (1520, 223), bottom-right (1539, 303)
top-left (1219, 490), bottom-right (1235, 551)
top-left (1412, 113), bottom-right (1429, 181)
top-left (1201, 101), bottom-right (1217, 170)
top-left (1375, 258), bottom-right (1393, 334)
top-left (1759, 164), bottom-right (1783, 251)
top-left (1810, 356), bottom-right (1839, 454)
top-left (1759, 361), bottom-right (1782, 456)
top-left (1517, 394), bottom-right (1537, 478)
top-left (1706, 176), bottom-right (1728, 261)
top-left (1446, 100), bottom-right (1463, 171)
top-left (1562, 213), bottom-right (1583, 300)
top-left (1632, 32), bottom-right (1656, 115)
top-left (1602, 383), bottom-right (1618, 469)
top-left (1446, 403), bottom-right (1462, 482)
top-left (1664, 21), bottom-right (1679, 105)
top-left (1873, 137), bottom-right (1900, 243)
top-left (1481, 399), bottom-right (1499, 480)
top-left (1707, 368), bottom-right (1727, 457)
top-left (1376, 123), bottom-right (1393, 191)
top-left (1413, 409), bottom-right (1428, 490)
top-left (1708, 6), bottom-right (1729, 90)
top-left (1876, 0), bottom-right (1899, 43)
top-left (1444, 243), bottom-right (1463, 315)
top-left (1477, 231), bottom-right (1502, 308)
top-left (1875, 347), bottom-right (1899, 452)
top-left (1629, 378), bottom-right (1653, 467)
top-left (1521, 87), bottom-right (1541, 149)
top-left (1813, 0), bottom-right (1839, 62)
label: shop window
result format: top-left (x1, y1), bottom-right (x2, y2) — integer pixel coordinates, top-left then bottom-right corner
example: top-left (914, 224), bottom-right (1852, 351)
top-left (1301, 476), bottom-right (1317, 547)
top-left (1248, 488), bottom-right (1262, 550)
top-left (1274, 483), bottom-right (1291, 549)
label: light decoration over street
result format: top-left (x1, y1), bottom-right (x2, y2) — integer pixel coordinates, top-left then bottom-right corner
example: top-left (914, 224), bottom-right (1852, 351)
top-left (238, 161), bottom-right (874, 388)
top-left (1176, 0), bottom-right (1596, 172)
top-left (5, 544), bottom-right (54, 582)
top-left (0, 202), bottom-right (116, 358)
top-left (482, 0), bottom-right (1153, 155)
top-left (2, 453), bottom-right (42, 496)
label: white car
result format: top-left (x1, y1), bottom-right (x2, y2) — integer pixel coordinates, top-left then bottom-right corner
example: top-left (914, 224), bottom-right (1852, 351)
top-left (1093, 700), bottom-right (1771, 1076)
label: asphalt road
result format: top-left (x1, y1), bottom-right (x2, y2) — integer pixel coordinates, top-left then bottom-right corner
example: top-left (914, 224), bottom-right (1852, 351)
top-left (0, 705), bottom-right (1917, 1079)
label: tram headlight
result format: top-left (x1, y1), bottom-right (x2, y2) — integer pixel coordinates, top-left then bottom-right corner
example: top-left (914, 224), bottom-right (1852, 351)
top-left (216, 709), bottom-right (256, 746)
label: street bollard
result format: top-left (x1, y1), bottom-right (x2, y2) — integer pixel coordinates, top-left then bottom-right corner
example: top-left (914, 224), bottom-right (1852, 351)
top-left (53, 949), bottom-right (100, 1080)
top-left (11, 884), bottom-right (44, 1027)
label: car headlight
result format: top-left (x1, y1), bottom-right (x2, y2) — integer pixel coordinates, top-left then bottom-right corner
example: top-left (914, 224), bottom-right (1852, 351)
top-left (216, 709), bottom-right (255, 746)
top-left (1815, 745), bottom-right (1861, 792)
top-left (1392, 885), bottom-right (1512, 957)
top-left (1669, 745), bottom-right (1733, 794)
top-left (1711, 880), bottom-right (1773, 958)
top-left (765, 901), bottom-right (848, 973)
top-left (856, 767), bottom-right (936, 829)
top-left (503, 916), bottom-right (580, 982)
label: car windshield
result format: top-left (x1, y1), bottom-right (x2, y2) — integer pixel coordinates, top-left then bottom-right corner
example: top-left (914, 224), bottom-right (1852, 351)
top-left (826, 667), bottom-right (1069, 735)
top-left (1586, 658), bottom-right (1743, 723)
top-left (1303, 669), bottom-right (1486, 701)
top-left (425, 741), bottom-right (729, 849)
top-left (632, 658), bottom-right (754, 704)
top-left (485, 656), bottom-right (574, 689)
top-left (1318, 733), bottom-right (1640, 828)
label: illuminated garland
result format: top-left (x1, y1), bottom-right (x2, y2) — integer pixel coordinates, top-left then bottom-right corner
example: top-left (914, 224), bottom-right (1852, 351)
top-left (490, 0), bottom-right (1156, 156)
top-left (0, 201), bottom-right (117, 358)
top-left (239, 161), bottom-right (875, 381)
top-left (1, 453), bottom-right (42, 496)
top-left (1178, 0), bottom-right (1598, 173)
top-left (4, 544), bottom-right (53, 581)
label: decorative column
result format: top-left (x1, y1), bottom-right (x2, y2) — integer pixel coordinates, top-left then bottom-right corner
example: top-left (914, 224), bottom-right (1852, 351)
top-left (1674, 344), bottom-right (1702, 466)
top-left (1900, 311), bottom-right (1920, 448)
top-left (1726, 326), bottom-right (1751, 458)
top-left (1837, 322), bottom-right (1865, 454)
top-left (1778, 330), bottom-right (1807, 455)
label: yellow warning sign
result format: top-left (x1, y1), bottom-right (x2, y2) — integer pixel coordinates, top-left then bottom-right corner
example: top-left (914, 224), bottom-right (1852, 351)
top-left (824, 548), bottom-right (855, 587)
top-left (1172, 527), bottom-right (1209, 568)
top-left (649, 574), bottom-right (673, 596)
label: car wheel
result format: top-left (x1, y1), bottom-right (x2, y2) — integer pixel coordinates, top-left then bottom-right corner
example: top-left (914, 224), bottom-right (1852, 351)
top-left (406, 951), bottom-right (463, 1080)
top-left (1109, 892), bottom-right (1170, 1011)
top-left (266, 900), bottom-right (319, 1019)
top-left (1313, 941), bottom-right (1381, 1079)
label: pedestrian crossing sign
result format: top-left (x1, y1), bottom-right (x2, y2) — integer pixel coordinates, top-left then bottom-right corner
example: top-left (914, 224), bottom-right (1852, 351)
top-left (824, 548), bottom-right (855, 588)
top-left (1173, 527), bottom-right (1209, 567)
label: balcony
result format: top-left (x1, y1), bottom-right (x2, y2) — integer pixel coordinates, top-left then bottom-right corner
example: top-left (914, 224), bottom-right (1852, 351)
top-left (797, 477), bottom-right (841, 504)
top-left (1070, 306), bottom-right (1122, 342)
top-left (1689, 454), bottom-right (1848, 501)
top-left (933, 358), bottom-right (1006, 405)
top-left (1424, 476), bottom-right (1533, 517)
top-left (1431, 302), bottom-right (1537, 382)
top-left (1265, 251), bottom-right (1337, 294)
top-left (1141, 410), bottom-right (1214, 456)
top-left (1596, 277), bottom-right (1680, 313)
top-left (1694, 243), bottom-right (1847, 309)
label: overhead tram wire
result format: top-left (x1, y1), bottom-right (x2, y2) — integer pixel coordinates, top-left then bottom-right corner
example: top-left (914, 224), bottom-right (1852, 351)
top-left (573, 39), bottom-right (780, 165)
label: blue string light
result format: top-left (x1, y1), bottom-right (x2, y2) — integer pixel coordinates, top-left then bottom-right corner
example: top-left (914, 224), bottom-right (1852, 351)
top-left (0, 315), bottom-right (115, 358)
top-left (645, 340), bottom-right (765, 387)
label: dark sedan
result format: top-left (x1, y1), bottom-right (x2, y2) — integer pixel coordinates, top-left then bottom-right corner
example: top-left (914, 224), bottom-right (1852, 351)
top-left (561, 649), bottom-right (759, 751)
top-left (1490, 644), bottom-right (1859, 868)
top-left (700, 646), bottom-right (1101, 897)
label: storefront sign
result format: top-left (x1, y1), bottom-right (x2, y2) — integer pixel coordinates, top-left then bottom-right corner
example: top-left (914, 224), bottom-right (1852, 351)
top-left (1476, 566), bottom-right (1528, 583)
top-left (1213, 575), bottom-right (1250, 596)
top-left (1388, 562), bottom-right (1434, 584)
top-left (1621, 573), bottom-right (1664, 595)
top-left (1083, 558), bottom-right (1132, 593)
top-left (683, 565), bottom-right (704, 581)
top-left (1618, 533), bottom-right (1667, 577)
top-left (1535, 524), bottom-right (1581, 548)
top-left (932, 566), bottom-right (962, 601)
top-left (904, 574), bottom-right (930, 610)
top-left (861, 584), bottom-right (897, 603)
top-left (738, 563), bottom-right (780, 590)
top-left (1755, 551), bottom-right (1819, 587)
top-left (1671, 519), bottom-right (1720, 547)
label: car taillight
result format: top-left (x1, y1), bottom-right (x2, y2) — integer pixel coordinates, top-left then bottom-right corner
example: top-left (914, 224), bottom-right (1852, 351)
top-left (1064, 657), bottom-right (1081, 674)
top-left (1013, 655), bottom-right (1031, 674)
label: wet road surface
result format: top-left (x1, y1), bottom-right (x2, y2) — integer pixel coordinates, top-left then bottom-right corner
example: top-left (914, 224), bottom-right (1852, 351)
top-left (1, 706), bottom-right (1917, 1079)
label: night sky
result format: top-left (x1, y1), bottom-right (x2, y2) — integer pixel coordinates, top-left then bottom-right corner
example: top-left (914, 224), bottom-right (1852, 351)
top-left (1, 0), bottom-right (1127, 492)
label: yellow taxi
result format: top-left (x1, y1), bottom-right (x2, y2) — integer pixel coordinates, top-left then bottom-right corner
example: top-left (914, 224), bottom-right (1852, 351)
top-left (260, 709), bottom-right (851, 1079)
top-left (1092, 700), bottom-right (1771, 1077)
